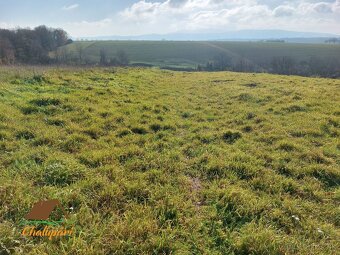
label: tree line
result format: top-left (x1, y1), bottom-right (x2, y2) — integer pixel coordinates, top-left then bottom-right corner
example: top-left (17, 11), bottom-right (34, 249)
top-left (53, 43), bottom-right (129, 66)
top-left (0, 26), bottom-right (72, 64)
top-left (325, 38), bottom-right (340, 44)
top-left (0, 26), bottom-right (339, 77)
top-left (0, 26), bottom-right (129, 66)
top-left (198, 53), bottom-right (340, 78)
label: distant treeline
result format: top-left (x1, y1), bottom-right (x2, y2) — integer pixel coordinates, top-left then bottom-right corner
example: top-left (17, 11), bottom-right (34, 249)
top-left (54, 44), bottom-right (130, 67)
top-left (1, 26), bottom-right (340, 78)
top-left (0, 26), bottom-right (72, 64)
top-left (325, 38), bottom-right (340, 44)
top-left (198, 54), bottom-right (340, 78)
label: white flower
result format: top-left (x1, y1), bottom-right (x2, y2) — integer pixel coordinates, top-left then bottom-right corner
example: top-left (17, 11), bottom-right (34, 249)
top-left (317, 228), bottom-right (324, 234)
top-left (292, 215), bottom-right (300, 221)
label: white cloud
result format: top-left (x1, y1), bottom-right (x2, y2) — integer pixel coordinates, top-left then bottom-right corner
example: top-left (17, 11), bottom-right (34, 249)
top-left (333, 0), bottom-right (340, 12)
top-left (273, 6), bottom-right (295, 17)
top-left (1, 0), bottom-right (339, 37)
top-left (117, 0), bottom-right (340, 34)
top-left (58, 0), bottom-right (340, 36)
top-left (313, 2), bottom-right (332, 13)
top-left (62, 4), bottom-right (79, 11)
top-left (64, 18), bottom-right (113, 37)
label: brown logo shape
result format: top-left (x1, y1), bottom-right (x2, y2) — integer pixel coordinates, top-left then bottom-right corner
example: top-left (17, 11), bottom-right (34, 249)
top-left (25, 199), bottom-right (68, 220)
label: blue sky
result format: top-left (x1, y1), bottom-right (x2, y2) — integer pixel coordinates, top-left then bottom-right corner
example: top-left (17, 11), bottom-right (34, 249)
top-left (1, 0), bottom-right (339, 37)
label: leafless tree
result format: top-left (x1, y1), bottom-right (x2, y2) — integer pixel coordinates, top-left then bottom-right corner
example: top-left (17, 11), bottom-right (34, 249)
top-left (75, 43), bottom-right (85, 64)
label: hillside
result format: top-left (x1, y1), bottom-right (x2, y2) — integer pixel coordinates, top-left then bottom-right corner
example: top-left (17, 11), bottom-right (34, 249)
top-left (0, 67), bottom-right (339, 254)
top-left (64, 41), bottom-right (340, 71)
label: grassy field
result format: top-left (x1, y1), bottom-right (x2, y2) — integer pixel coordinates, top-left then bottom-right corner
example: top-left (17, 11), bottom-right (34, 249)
top-left (64, 41), bottom-right (340, 69)
top-left (0, 66), bottom-right (339, 254)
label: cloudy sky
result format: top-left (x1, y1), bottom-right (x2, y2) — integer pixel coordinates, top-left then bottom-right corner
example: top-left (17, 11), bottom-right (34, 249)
top-left (1, 0), bottom-right (339, 37)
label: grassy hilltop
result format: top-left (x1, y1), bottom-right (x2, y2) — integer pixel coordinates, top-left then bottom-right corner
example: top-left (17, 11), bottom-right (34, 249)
top-left (0, 67), bottom-right (339, 254)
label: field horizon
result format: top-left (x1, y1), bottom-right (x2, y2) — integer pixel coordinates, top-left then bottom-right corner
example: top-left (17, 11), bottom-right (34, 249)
top-left (60, 40), bottom-right (340, 77)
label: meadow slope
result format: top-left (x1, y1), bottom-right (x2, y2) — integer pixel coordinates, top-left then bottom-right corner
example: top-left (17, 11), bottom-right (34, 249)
top-left (0, 67), bottom-right (339, 254)
top-left (64, 41), bottom-right (340, 69)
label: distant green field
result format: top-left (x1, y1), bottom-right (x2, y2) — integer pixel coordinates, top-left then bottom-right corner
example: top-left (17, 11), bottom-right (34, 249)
top-left (65, 41), bottom-right (340, 69)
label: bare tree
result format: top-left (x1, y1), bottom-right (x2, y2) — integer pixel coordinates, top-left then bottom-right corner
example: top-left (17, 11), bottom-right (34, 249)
top-left (271, 56), bottom-right (296, 75)
top-left (54, 47), bottom-right (69, 64)
top-left (325, 38), bottom-right (340, 44)
top-left (233, 58), bottom-right (255, 72)
top-left (116, 49), bottom-right (129, 66)
top-left (100, 48), bottom-right (108, 66)
top-left (0, 38), bottom-right (15, 64)
top-left (75, 43), bottom-right (85, 64)
top-left (60, 47), bottom-right (69, 63)
top-left (212, 53), bottom-right (232, 71)
top-left (0, 26), bottom-right (70, 64)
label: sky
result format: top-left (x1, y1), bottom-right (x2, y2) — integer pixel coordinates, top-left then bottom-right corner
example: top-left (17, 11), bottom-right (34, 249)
top-left (0, 0), bottom-right (339, 37)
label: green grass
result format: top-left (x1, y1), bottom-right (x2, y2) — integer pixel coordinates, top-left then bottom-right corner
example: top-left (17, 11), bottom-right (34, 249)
top-left (0, 66), bottom-right (339, 254)
top-left (64, 41), bottom-right (340, 69)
